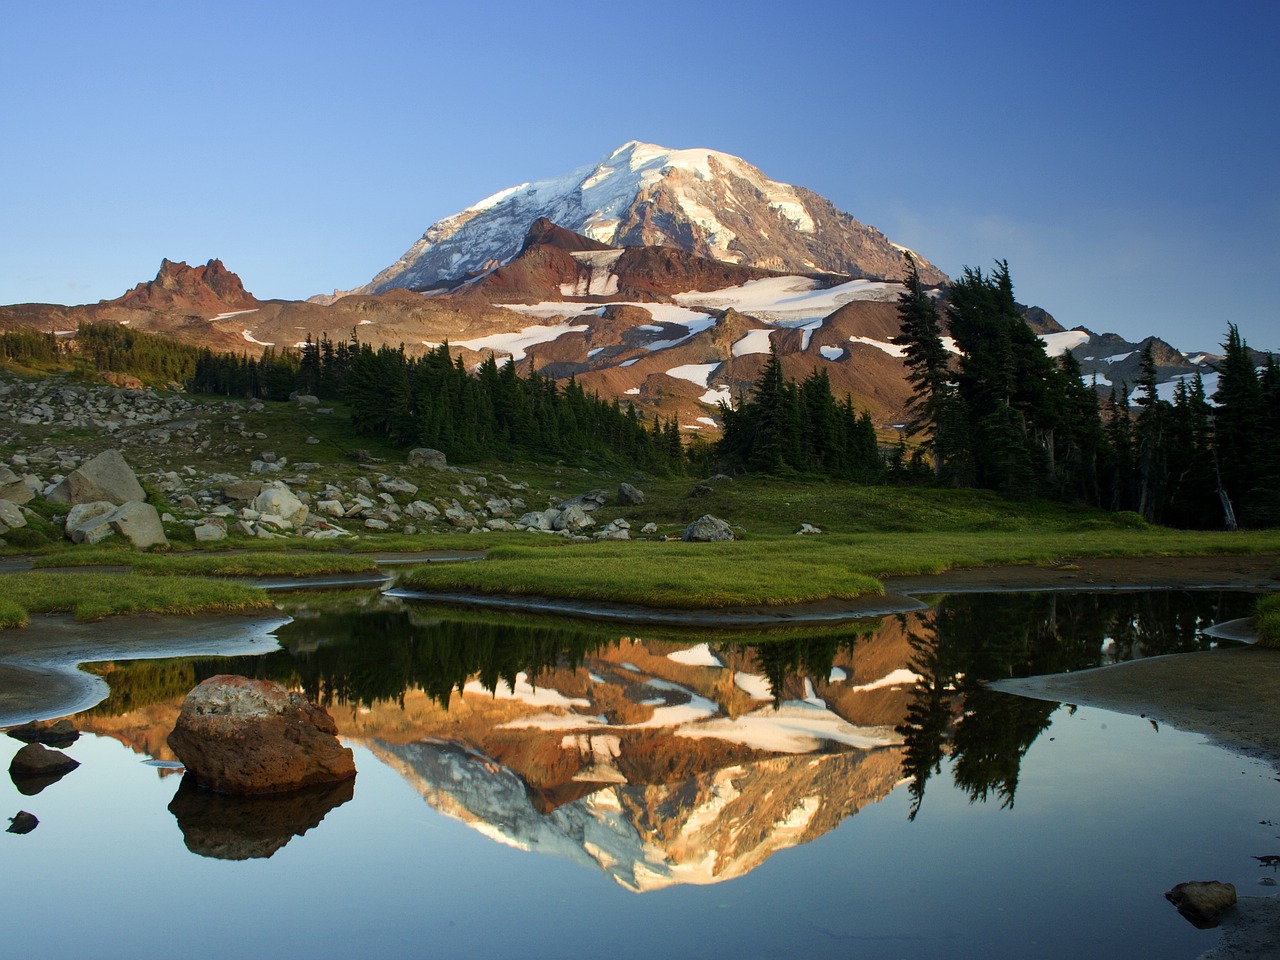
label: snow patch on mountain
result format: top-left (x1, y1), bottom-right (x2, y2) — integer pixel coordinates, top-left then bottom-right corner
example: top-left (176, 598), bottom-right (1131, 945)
top-left (673, 276), bottom-right (903, 325)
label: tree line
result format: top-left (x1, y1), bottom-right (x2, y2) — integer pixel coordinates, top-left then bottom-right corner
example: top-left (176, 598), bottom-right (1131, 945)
top-left (892, 256), bottom-right (1278, 527)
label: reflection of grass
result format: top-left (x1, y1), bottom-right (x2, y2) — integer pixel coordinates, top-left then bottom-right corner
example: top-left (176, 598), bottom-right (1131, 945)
top-left (403, 529), bottom-right (1280, 609)
top-left (1, 572), bottom-right (273, 628)
top-left (1259, 595), bottom-right (1280, 648)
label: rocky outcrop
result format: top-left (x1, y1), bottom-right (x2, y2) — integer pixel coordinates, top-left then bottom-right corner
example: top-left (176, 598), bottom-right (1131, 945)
top-left (167, 676), bottom-right (356, 795)
top-left (115, 258), bottom-right (259, 313)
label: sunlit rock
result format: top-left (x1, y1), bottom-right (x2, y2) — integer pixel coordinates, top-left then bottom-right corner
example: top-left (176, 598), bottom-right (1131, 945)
top-left (167, 675), bottom-right (356, 795)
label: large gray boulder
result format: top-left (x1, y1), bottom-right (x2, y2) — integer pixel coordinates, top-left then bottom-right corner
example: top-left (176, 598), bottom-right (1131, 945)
top-left (553, 503), bottom-right (595, 533)
top-left (106, 501), bottom-right (168, 550)
top-left (617, 482), bottom-right (646, 506)
top-left (250, 484), bottom-right (308, 527)
top-left (65, 501), bottom-right (119, 544)
top-left (46, 449), bottom-right (145, 505)
top-left (0, 498), bottom-right (27, 531)
top-left (0, 467), bottom-right (33, 505)
top-left (408, 448), bottom-right (448, 470)
top-left (683, 515), bottom-right (735, 542)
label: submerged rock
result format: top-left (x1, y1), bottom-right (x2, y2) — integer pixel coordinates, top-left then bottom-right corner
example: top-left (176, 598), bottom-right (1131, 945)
top-left (6, 719), bottom-right (79, 747)
top-left (7, 811), bottom-right (38, 834)
top-left (9, 743), bottom-right (80, 795)
top-left (1166, 880), bottom-right (1238, 928)
top-left (167, 675), bottom-right (356, 795)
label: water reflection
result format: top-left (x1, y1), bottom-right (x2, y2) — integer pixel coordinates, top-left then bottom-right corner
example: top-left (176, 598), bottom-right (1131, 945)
top-left (167, 773), bottom-right (355, 860)
top-left (63, 590), bottom-right (1251, 881)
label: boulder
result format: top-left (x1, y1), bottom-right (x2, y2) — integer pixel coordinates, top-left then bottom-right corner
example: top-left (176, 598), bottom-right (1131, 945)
top-left (9, 743), bottom-right (80, 791)
top-left (167, 675), bottom-right (356, 795)
top-left (1165, 880), bottom-right (1238, 928)
top-left (194, 522), bottom-right (228, 542)
top-left (516, 510), bottom-right (554, 531)
top-left (408, 448), bottom-right (448, 470)
top-left (65, 500), bottom-right (119, 544)
top-left (222, 480), bottom-right (265, 502)
top-left (617, 482), bottom-right (646, 506)
top-left (7, 810), bottom-right (38, 834)
top-left (378, 477), bottom-right (418, 496)
top-left (683, 515), bottom-right (735, 542)
top-left (107, 500), bottom-right (169, 549)
top-left (595, 518), bottom-right (631, 541)
top-left (46, 449), bottom-right (145, 505)
top-left (640, 522), bottom-right (659, 535)
top-left (0, 467), bottom-right (33, 505)
top-left (553, 503), bottom-right (596, 533)
top-left (6, 719), bottom-right (79, 747)
top-left (796, 523), bottom-right (823, 535)
top-left (250, 484), bottom-right (308, 526)
top-left (0, 498), bottom-right (27, 530)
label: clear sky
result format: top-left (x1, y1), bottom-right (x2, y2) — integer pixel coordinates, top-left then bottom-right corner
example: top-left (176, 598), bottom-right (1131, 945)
top-left (3, 0), bottom-right (1276, 353)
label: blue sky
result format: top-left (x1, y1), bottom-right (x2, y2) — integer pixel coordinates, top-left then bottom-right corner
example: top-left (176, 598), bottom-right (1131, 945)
top-left (3, 0), bottom-right (1276, 352)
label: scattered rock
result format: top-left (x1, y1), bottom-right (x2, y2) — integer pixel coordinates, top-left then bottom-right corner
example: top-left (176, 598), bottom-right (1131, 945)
top-left (194, 522), bottom-right (228, 542)
top-left (1166, 880), bottom-right (1238, 928)
top-left (167, 675), bottom-right (356, 795)
top-left (9, 742), bottom-right (80, 795)
top-left (796, 523), bottom-right (823, 535)
top-left (250, 483), bottom-right (308, 526)
top-left (222, 481), bottom-right (265, 501)
top-left (408, 448), bottom-right (448, 470)
top-left (0, 498), bottom-right (28, 530)
top-left (378, 477), bottom-right (418, 496)
top-left (7, 811), bottom-right (38, 834)
top-left (65, 500), bottom-right (118, 544)
top-left (617, 482), bottom-right (646, 506)
top-left (683, 515), bottom-right (735, 542)
top-left (6, 719), bottom-right (79, 747)
top-left (106, 500), bottom-right (169, 549)
top-left (640, 522), bottom-right (659, 535)
top-left (0, 467), bottom-right (33, 504)
top-left (46, 449), bottom-right (146, 505)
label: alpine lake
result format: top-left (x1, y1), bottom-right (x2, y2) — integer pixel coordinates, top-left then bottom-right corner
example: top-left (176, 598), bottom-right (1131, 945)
top-left (2, 581), bottom-right (1276, 960)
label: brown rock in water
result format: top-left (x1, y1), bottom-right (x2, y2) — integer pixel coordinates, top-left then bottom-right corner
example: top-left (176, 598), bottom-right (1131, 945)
top-left (7, 810), bottom-right (38, 834)
top-left (9, 742), bottom-right (81, 795)
top-left (1166, 880), bottom-right (1238, 928)
top-left (167, 675), bottom-right (356, 795)
top-left (6, 719), bottom-right (79, 747)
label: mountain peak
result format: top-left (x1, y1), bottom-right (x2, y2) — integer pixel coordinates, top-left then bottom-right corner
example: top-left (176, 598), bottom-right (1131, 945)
top-left (355, 143), bottom-right (946, 296)
top-left (114, 258), bottom-right (258, 312)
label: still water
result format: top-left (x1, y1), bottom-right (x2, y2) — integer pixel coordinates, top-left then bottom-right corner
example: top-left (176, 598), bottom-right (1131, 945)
top-left (2, 591), bottom-right (1276, 959)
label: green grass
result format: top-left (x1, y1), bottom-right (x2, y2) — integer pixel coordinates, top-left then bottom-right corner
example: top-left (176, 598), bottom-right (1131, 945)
top-left (0, 571), bottom-right (274, 628)
top-left (1258, 594), bottom-right (1280, 648)
top-left (401, 527), bottom-right (1280, 610)
top-left (30, 548), bottom-right (383, 577)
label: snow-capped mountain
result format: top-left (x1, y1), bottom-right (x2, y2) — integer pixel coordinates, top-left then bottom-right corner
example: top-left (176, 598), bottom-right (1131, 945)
top-left (355, 141), bottom-right (947, 295)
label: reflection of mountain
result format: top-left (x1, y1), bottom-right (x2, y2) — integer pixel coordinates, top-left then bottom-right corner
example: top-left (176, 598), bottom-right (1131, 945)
top-left (372, 738), bottom-right (902, 892)
top-left (335, 629), bottom-right (918, 891)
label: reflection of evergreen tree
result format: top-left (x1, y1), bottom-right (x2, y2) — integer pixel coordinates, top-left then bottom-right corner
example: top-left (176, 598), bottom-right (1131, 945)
top-left (896, 616), bottom-right (954, 821)
top-left (949, 686), bottom-right (1054, 809)
top-left (893, 591), bottom-right (1255, 817)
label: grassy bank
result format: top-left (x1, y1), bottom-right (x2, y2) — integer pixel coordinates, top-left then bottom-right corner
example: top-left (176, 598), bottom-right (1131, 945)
top-left (0, 572), bottom-right (274, 629)
top-left (1259, 595), bottom-right (1280, 648)
top-left (401, 527), bottom-right (1280, 609)
top-left (30, 548), bottom-right (383, 577)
